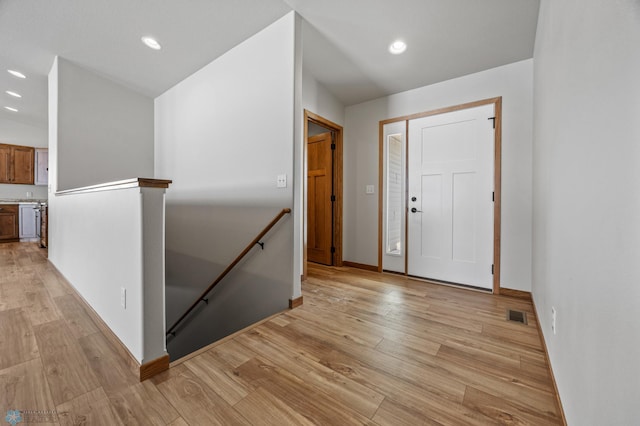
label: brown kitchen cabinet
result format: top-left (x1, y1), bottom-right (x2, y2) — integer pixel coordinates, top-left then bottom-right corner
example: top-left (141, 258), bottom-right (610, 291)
top-left (0, 143), bottom-right (35, 184)
top-left (0, 204), bottom-right (19, 242)
top-left (0, 145), bottom-right (10, 182)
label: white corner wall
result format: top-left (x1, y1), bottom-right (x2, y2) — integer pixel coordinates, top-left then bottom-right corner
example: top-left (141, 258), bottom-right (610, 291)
top-left (56, 58), bottom-right (153, 191)
top-left (532, 1), bottom-right (640, 424)
top-left (344, 59), bottom-right (534, 291)
top-left (302, 71), bottom-right (345, 126)
top-left (155, 12), bottom-right (299, 358)
top-left (155, 12), bottom-right (297, 210)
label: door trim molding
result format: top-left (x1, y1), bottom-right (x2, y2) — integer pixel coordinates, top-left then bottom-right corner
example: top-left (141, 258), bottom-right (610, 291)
top-left (378, 96), bottom-right (503, 294)
top-left (304, 110), bottom-right (344, 275)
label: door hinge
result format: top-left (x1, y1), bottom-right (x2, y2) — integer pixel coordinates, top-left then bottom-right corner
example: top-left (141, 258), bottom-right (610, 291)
top-left (491, 264), bottom-right (494, 275)
top-left (488, 116), bottom-right (496, 129)
top-left (331, 246), bottom-right (336, 253)
top-left (492, 191), bottom-right (495, 202)
top-left (330, 195), bottom-right (336, 202)
top-left (331, 143), bottom-right (336, 150)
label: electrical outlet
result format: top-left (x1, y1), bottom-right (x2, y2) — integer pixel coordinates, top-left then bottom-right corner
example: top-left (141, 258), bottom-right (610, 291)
top-left (551, 306), bottom-right (556, 335)
top-left (121, 287), bottom-right (126, 309)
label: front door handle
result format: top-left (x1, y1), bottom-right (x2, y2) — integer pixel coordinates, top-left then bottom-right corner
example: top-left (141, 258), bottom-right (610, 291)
top-left (411, 207), bottom-right (422, 213)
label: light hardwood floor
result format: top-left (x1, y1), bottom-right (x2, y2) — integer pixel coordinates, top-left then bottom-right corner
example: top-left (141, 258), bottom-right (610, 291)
top-left (0, 242), bottom-right (562, 425)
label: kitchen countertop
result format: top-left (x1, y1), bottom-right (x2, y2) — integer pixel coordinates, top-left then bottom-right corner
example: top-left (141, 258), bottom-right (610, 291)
top-left (0, 199), bottom-right (47, 204)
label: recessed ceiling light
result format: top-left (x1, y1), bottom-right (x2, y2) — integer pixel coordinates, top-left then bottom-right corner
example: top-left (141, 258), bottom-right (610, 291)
top-left (7, 69), bottom-right (26, 79)
top-left (141, 36), bottom-right (161, 50)
top-left (6, 91), bottom-right (22, 98)
top-left (4, 106), bottom-right (18, 112)
top-left (389, 40), bottom-right (407, 55)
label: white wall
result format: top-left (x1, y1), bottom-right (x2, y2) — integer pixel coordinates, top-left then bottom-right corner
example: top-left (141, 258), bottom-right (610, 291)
top-left (48, 57), bottom-right (166, 365)
top-left (302, 71), bottom-right (345, 126)
top-left (532, 1), bottom-right (640, 423)
top-left (155, 12), bottom-right (299, 359)
top-left (51, 185), bottom-right (168, 365)
top-left (56, 58), bottom-right (153, 191)
top-left (0, 119), bottom-right (48, 200)
top-left (52, 189), bottom-right (143, 361)
top-left (344, 59), bottom-right (534, 291)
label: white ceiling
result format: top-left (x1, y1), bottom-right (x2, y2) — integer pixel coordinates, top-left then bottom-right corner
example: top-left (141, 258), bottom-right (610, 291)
top-left (293, 0), bottom-right (540, 105)
top-left (0, 0), bottom-right (539, 135)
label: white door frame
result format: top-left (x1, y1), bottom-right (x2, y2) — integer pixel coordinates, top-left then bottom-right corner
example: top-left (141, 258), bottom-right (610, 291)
top-left (378, 97), bottom-right (503, 294)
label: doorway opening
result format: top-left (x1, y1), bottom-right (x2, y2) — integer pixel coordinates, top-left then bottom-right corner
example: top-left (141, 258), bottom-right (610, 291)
top-left (304, 110), bottom-right (343, 278)
top-left (378, 97), bottom-right (502, 294)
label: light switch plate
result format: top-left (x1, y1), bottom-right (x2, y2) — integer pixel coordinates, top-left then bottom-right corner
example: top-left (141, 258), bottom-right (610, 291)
top-left (366, 185), bottom-right (375, 194)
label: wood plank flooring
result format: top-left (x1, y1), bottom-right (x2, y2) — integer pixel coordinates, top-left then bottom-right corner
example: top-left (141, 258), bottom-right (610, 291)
top-left (0, 242), bottom-right (562, 425)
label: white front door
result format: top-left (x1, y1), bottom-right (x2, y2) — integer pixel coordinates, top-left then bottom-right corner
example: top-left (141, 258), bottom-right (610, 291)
top-left (407, 104), bottom-right (495, 289)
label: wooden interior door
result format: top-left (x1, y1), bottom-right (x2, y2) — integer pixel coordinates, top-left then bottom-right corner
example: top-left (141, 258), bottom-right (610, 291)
top-left (307, 132), bottom-right (334, 265)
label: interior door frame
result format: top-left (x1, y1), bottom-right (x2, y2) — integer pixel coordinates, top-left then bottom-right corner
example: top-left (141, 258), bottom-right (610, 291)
top-left (304, 110), bottom-right (344, 278)
top-left (378, 97), bottom-right (503, 294)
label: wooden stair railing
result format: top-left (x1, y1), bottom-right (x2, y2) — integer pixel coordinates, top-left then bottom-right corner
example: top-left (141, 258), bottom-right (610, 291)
top-left (166, 208), bottom-right (291, 338)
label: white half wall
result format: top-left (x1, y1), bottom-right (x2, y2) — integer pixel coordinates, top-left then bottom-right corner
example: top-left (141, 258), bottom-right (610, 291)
top-left (532, 0), bottom-right (640, 423)
top-left (53, 188), bottom-right (143, 361)
top-left (344, 59), bottom-right (534, 291)
top-left (56, 58), bottom-right (153, 191)
top-left (49, 187), bottom-right (168, 364)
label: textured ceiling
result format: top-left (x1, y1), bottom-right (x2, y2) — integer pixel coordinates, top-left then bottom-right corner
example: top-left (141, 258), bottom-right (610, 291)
top-left (0, 0), bottom-right (539, 135)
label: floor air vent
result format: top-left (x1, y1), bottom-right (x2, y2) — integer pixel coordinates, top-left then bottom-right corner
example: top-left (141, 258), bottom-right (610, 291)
top-left (507, 309), bottom-right (528, 325)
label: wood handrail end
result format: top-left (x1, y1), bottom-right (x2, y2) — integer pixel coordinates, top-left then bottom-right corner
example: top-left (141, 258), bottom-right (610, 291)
top-left (166, 207), bottom-right (292, 338)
